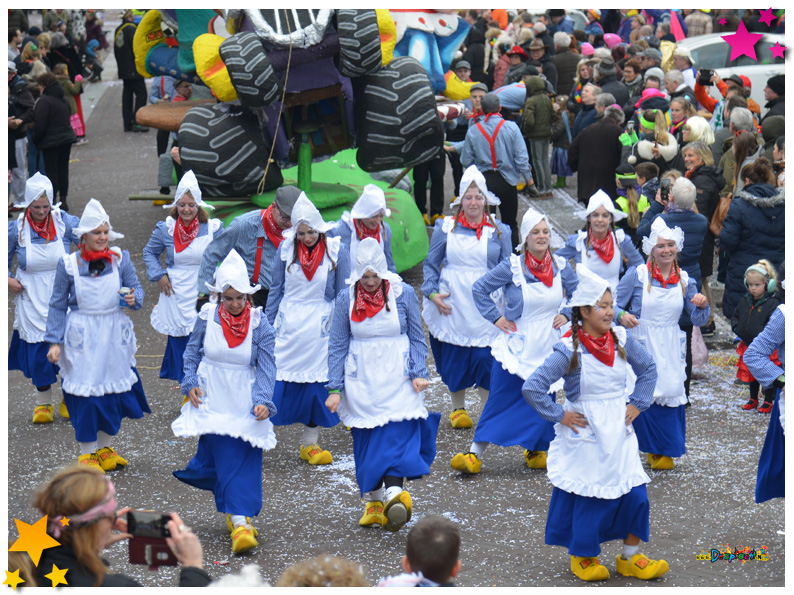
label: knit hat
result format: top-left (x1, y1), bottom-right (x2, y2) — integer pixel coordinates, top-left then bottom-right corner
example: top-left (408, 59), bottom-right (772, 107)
top-left (644, 67), bottom-right (664, 82)
top-left (603, 33), bottom-right (621, 49)
top-left (205, 249), bottom-right (260, 295)
top-left (162, 170), bottom-right (215, 210)
top-left (565, 264), bottom-right (611, 308)
top-left (455, 60), bottom-right (471, 71)
top-left (766, 74), bottom-right (784, 96)
top-left (350, 184), bottom-right (391, 219)
top-left (481, 93), bottom-right (501, 114)
top-left (346, 237), bottom-right (402, 286)
top-left (73, 198), bottom-right (125, 241)
top-left (517, 207), bottom-right (562, 252)
top-left (642, 217), bottom-right (684, 256)
top-left (452, 165), bottom-right (501, 207)
top-left (581, 42), bottom-right (595, 57)
top-left (548, 9), bottom-right (565, 18)
top-left (575, 189), bottom-right (627, 222)
top-left (587, 9), bottom-right (601, 20)
top-left (273, 185), bottom-right (302, 217)
top-left (21, 172), bottom-right (55, 208)
top-left (596, 57), bottom-right (617, 77)
top-left (614, 163), bottom-right (636, 180)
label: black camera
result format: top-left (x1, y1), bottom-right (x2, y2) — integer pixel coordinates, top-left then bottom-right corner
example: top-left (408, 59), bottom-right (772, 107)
top-left (660, 178), bottom-right (671, 203)
top-left (697, 69), bottom-right (713, 86)
top-left (127, 510), bottom-right (172, 538)
top-left (127, 511), bottom-right (177, 568)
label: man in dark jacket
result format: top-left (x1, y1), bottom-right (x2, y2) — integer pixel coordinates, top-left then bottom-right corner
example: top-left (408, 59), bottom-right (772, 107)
top-left (760, 74), bottom-right (784, 126)
top-left (114, 10), bottom-right (148, 132)
top-left (8, 60), bottom-right (35, 205)
top-left (461, 27), bottom-right (486, 85)
top-left (594, 57), bottom-right (628, 108)
top-left (568, 104), bottom-right (624, 203)
top-left (526, 38), bottom-right (557, 93)
top-left (552, 31), bottom-right (580, 97)
top-left (664, 70), bottom-right (696, 106)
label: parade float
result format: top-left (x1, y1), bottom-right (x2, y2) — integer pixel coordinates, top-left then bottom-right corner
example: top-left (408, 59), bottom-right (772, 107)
top-left (132, 9), bottom-right (472, 271)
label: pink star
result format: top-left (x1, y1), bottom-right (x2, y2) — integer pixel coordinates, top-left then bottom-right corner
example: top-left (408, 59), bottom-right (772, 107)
top-left (722, 21), bottom-right (764, 62)
top-left (719, 18), bottom-right (727, 26)
top-left (770, 41), bottom-right (787, 60)
top-left (758, 8), bottom-right (777, 27)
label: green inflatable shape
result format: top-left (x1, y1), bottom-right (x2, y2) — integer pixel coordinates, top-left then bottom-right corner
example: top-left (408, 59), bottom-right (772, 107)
top-left (206, 149), bottom-right (428, 272)
top-left (174, 8), bottom-right (218, 75)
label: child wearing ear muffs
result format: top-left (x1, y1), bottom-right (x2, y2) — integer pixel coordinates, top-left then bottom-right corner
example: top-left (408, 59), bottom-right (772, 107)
top-left (731, 260), bottom-right (782, 413)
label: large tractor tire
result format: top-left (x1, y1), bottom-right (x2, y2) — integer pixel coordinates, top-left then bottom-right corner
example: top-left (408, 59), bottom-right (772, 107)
top-left (219, 33), bottom-right (281, 109)
top-left (335, 9), bottom-right (382, 77)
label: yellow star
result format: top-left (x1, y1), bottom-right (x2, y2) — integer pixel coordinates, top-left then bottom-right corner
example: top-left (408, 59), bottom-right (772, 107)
top-left (3, 569), bottom-right (25, 591)
top-left (59, 518), bottom-right (70, 528)
top-left (8, 516), bottom-right (61, 566)
top-left (44, 564), bottom-right (68, 588)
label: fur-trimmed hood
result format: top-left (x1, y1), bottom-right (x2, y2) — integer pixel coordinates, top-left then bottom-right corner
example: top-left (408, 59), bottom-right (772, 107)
top-left (634, 135), bottom-right (678, 162)
top-left (735, 183), bottom-right (785, 208)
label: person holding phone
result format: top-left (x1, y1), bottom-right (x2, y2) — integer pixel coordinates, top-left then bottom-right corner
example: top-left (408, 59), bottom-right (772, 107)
top-left (34, 466), bottom-right (211, 587)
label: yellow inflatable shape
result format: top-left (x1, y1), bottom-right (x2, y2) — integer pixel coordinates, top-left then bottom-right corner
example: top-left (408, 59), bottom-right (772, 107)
top-left (376, 9), bottom-right (396, 66)
top-left (659, 40), bottom-right (676, 73)
top-left (133, 9), bottom-right (167, 78)
top-left (442, 71), bottom-right (475, 100)
top-left (193, 34), bottom-right (238, 103)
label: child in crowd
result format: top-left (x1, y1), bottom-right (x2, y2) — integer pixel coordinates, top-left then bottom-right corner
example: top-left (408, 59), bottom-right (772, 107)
top-left (635, 161), bottom-right (660, 207)
top-left (732, 260), bottom-right (781, 413)
top-left (614, 163), bottom-right (648, 245)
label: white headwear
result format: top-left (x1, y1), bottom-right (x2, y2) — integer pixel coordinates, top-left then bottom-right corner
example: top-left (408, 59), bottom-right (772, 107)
top-left (574, 189), bottom-right (627, 222)
top-left (161, 170), bottom-right (215, 210)
top-left (641, 217), bottom-right (684, 256)
top-left (518, 207), bottom-right (563, 252)
top-left (451, 165), bottom-right (501, 207)
top-left (346, 237), bottom-right (402, 286)
top-left (566, 264), bottom-right (611, 308)
top-left (350, 184), bottom-right (391, 219)
top-left (22, 172), bottom-right (56, 208)
top-left (283, 192), bottom-right (332, 243)
top-left (205, 249), bottom-right (261, 295)
top-left (73, 198), bottom-right (125, 241)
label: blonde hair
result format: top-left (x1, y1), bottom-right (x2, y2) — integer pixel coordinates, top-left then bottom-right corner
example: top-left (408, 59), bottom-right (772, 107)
top-left (277, 555), bottom-right (368, 587)
top-left (745, 259), bottom-right (777, 289)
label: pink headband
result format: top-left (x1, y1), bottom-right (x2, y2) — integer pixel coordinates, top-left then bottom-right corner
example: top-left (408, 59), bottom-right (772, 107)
top-left (49, 479), bottom-right (117, 538)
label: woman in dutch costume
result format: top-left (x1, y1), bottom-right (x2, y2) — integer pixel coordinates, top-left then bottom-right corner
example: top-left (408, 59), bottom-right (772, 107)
top-left (616, 218), bottom-right (709, 470)
top-left (522, 266), bottom-right (669, 582)
top-left (8, 172), bottom-right (80, 423)
top-left (556, 189), bottom-right (644, 293)
top-left (143, 170), bottom-right (223, 386)
top-left (45, 198), bottom-right (149, 472)
top-left (422, 165), bottom-right (512, 429)
top-left (327, 183), bottom-right (396, 274)
top-left (172, 249), bottom-right (277, 555)
top-left (450, 208), bottom-right (578, 474)
top-left (326, 238), bottom-right (439, 532)
top-left (265, 193), bottom-right (350, 465)
top-left (744, 281), bottom-right (785, 504)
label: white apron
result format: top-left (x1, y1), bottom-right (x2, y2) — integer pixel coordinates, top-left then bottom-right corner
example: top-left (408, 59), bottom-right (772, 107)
top-left (14, 213), bottom-right (66, 343)
top-left (342, 211), bottom-right (387, 269)
top-left (273, 237), bottom-right (339, 382)
top-left (150, 217), bottom-right (219, 337)
top-left (338, 284), bottom-right (428, 428)
top-left (547, 328), bottom-right (650, 499)
top-left (59, 251), bottom-right (139, 397)
top-left (491, 254), bottom-right (563, 389)
top-left (172, 305), bottom-right (277, 450)
top-left (575, 229), bottom-right (622, 294)
top-left (422, 217), bottom-right (503, 347)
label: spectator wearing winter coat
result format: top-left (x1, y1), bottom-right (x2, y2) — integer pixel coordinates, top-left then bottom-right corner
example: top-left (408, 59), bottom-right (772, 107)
top-left (713, 10), bottom-right (741, 33)
top-left (526, 39), bottom-right (557, 93)
top-left (761, 75), bottom-right (785, 126)
top-left (665, 70), bottom-right (696, 107)
top-left (594, 57), bottom-right (629, 109)
top-left (719, 121), bottom-right (764, 198)
top-left (761, 116), bottom-right (785, 165)
top-left (461, 26), bottom-right (487, 85)
top-left (623, 109), bottom-right (679, 176)
top-left (622, 58), bottom-right (644, 101)
top-left (720, 158), bottom-right (785, 319)
top-left (669, 115), bottom-right (713, 172)
top-left (671, 48), bottom-right (697, 90)
top-left (114, 10), bottom-right (147, 132)
top-left (568, 104), bottom-right (624, 203)
top-left (548, 10), bottom-right (575, 35)
top-left (47, 33), bottom-right (79, 83)
top-left (627, 88), bottom-right (670, 132)
top-left (488, 32), bottom-right (514, 90)
top-left (531, 22), bottom-right (555, 58)
top-left (571, 84), bottom-right (601, 139)
top-left (85, 11), bottom-right (109, 51)
top-left (522, 76), bottom-right (559, 196)
top-left (710, 95), bottom-right (749, 163)
top-left (567, 59), bottom-right (597, 115)
top-left (552, 32), bottom-right (580, 97)
top-left (684, 10), bottom-right (713, 36)
top-left (503, 46), bottom-right (533, 87)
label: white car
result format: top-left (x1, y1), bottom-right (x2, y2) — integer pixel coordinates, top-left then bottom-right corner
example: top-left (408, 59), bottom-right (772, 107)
top-left (676, 33), bottom-right (785, 116)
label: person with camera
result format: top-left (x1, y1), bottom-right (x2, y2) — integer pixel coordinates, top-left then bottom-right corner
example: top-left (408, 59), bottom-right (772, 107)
top-left (34, 466), bottom-right (211, 587)
top-left (694, 71), bottom-right (759, 131)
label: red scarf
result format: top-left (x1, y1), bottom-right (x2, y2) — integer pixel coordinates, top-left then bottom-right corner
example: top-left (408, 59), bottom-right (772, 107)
top-left (684, 166), bottom-right (696, 179)
top-left (456, 212), bottom-right (493, 240)
top-left (468, 109), bottom-right (484, 120)
top-left (525, 250), bottom-right (553, 287)
top-left (352, 280), bottom-right (389, 322)
top-left (262, 204), bottom-right (285, 248)
top-left (26, 211), bottom-right (56, 241)
top-left (173, 216), bottom-right (199, 253)
top-left (298, 239), bottom-right (326, 281)
top-left (80, 247), bottom-right (113, 263)
top-left (649, 262), bottom-right (679, 288)
top-left (354, 219), bottom-right (380, 242)
top-left (565, 326), bottom-right (615, 367)
top-left (588, 230), bottom-right (614, 263)
top-left (217, 301), bottom-right (251, 348)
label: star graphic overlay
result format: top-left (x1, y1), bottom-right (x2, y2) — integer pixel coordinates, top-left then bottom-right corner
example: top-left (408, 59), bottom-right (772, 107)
top-left (2, 570), bottom-right (25, 591)
top-left (59, 518), bottom-right (70, 528)
top-left (8, 516), bottom-right (61, 567)
top-left (44, 565), bottom-right (68, 588)
top-left (758, 8), bottom-right (777, 27)
top-left (719, 18), bottom-right (727, 26)
top-left (770, 41), bottom-right (787, 60)
top-left (721, 21), bottom-right (764, 62)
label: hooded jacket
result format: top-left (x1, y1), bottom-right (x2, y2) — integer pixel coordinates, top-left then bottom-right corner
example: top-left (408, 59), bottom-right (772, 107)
top-left (568, 115), bottom-right (624, 201)
top-left (522, 76), bottom-right (558, 140)
top-left (596, 73), bottom-right (629, 109)
top-left (571, 102), bottom-right (597, 138)
top-left (461, 27), bottom-right (486, 84)
top-left (32, 80), bottom-right (77, 149)
top-left (720, 183), bottom-right (785, 318)
top-left (553, 48), bottom-right (581, 97)
top-left (688, 163), bottom-right (726, 279)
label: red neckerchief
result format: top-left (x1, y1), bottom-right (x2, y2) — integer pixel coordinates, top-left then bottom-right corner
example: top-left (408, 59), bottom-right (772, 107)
top-left (588, 230), bottom-right (614, 263)
top-left (352, 280), bottom-right (389, 322)
top-left (525, 250), bottom-right (553, 287)
top-left (456, 212), bottom-right (493, 240)
top-left (468, 109), bottom-right (484, 120)
top-left (482, 112), bottom-right (501, 123)
top-left (172, 94), bottom-right (188, 102)
top-left (354, 219), bottom-right (380, 242)
top-left (26, 211), bottom-right (56, 241)
top-left (684, 166), bottom-right (696, 179)
top-left (649, 262), bottom-right (679, 288)
top-left (217, 301), bottom-right (251, 348)
top-left (262, 204), bottom-right (285, 248)
top-left (563, 326), bottom-right (615, 367)
top-left (298, 239), bottom-right (326, 281)
top-left (173, 216), bottom-right (199, 253)
top-left (80, 247), bottom-right (113, 263)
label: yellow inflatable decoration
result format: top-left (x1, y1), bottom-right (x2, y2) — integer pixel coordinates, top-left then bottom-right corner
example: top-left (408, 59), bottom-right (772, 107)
top-left (442, 71), bottom-right (474, 100)
top-left (133, 9), bottom-right (166, 78)
top-left (193, 34), bottom-right (238, 103)
top-left (375, 9), bottom-right (396, 66)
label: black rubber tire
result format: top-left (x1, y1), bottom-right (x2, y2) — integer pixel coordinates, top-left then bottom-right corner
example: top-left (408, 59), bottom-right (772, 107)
top-left (219, 32), bottom-right (281, 110)
top-left (178, 103), bottom-right (282, 197)
top-left (353, 56), bottom-right (444, 172)
top-left (335, 9), bottom-right (382, 77)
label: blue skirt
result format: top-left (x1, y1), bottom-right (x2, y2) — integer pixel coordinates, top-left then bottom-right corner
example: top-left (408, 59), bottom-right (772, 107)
top-left (160, 335), bottom-right (189, 382)
top-left (173, 433), bottom-right (263, 517)
top-left (633, 403), bottom-right (687, 458)
top-left (351, 413), bottom-right (441, 496)
top-left (473, 360), bottom-right (556, 451)
top-left (428, 335), bottom-right (493, 393)
top-left (756, 391), bottom-right (785, 503)
top-left (63, 368), bottom-right (150, 442)
top-left (8, 330), bottom-right (59, 387)
top-left (546, 484), bottom-right (650, 557)
top-left (270, 381), bottom-right (339, 427)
